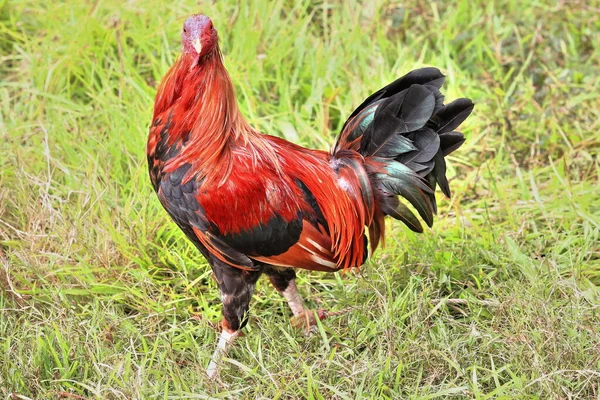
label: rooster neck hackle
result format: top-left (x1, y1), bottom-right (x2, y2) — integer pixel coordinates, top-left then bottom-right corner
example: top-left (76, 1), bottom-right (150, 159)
top-left (150, 46), bottom-right (279, 186)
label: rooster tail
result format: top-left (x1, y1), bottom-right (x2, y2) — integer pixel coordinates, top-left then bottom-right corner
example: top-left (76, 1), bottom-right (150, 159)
top-left (334, 68), bottom-right (473, 245)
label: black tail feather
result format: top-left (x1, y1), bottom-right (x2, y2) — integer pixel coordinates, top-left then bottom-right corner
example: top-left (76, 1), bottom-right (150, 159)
top-left (381, 196), bottom-right (423, 233)
top-left (344, 67), bottom-right (446, 128)
top-left (429, 98), bottom-right (474, 134)
top-left (439, 131), bottom-right (466, 156)
top-left (337, 68), bottom-right (473, 232)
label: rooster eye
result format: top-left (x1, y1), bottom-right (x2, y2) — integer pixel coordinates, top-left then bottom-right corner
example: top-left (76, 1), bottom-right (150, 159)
top-left (183, 28), bottom-right (187, 33)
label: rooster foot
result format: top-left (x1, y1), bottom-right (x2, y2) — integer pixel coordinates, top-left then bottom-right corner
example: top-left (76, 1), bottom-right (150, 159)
top-left (290, 309), bottom-right (327, 334)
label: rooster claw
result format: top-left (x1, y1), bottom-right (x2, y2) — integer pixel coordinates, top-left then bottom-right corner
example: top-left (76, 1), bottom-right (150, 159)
top-left (290, 309), bottom-right (327, 333)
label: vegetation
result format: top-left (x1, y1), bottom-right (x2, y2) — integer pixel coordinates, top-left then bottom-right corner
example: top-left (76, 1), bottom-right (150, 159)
top-left (1, 0), bottom-right (598, 398)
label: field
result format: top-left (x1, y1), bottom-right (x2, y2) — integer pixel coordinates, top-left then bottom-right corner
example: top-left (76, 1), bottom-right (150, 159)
top-left (1, 0), bottom-right (599, 398)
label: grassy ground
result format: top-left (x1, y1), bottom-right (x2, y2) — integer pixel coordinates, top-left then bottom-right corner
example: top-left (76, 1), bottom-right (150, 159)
top-left (1, 0), bottom-right (599, 398)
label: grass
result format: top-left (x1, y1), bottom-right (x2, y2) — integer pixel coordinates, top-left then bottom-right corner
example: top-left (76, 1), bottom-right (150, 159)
top-left (1, 0), bottom-right (599, 398)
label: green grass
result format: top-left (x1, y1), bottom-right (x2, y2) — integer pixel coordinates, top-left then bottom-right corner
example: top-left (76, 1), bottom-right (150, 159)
top-left (1, 0), bottom-right (599, 398)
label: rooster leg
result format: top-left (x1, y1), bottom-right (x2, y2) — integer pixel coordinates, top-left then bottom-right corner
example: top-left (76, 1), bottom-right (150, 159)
top-left (265, 267), bottom-right (306, 316)
top-left (265, 267), bottom-right (325, 332)
top-left (281, 280), bottom-right (307, 317)
top-left (207, 262), bottom-right (261, 379)
top-left (206, 322), bottom-right (239, 379)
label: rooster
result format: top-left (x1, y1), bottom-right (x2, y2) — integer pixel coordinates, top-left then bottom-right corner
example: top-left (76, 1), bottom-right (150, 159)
top-left (147, 14), bottom-right (473, 378)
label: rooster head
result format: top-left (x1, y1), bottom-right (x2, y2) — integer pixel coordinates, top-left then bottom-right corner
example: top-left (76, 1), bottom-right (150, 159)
top-left (181, 14), bottom-right (218, 59)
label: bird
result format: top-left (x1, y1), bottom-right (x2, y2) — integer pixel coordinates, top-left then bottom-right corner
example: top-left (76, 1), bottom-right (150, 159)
top-left (147, 14), bottom-right (473, 379)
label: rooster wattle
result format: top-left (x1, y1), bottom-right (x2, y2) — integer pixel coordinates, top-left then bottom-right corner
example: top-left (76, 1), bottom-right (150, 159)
top-left (147, 14), bottom-right (473, 378)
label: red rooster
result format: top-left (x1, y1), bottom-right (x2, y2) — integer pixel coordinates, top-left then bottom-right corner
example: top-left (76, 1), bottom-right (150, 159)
top-left (148, 14), bottom-right (473, 378)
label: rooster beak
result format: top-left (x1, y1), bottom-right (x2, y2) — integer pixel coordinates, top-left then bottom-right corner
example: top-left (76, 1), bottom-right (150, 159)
top-left (193, 38), bottom-right (202, 54)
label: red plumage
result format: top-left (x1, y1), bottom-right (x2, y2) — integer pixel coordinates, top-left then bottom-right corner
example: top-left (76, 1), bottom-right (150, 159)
top-left (147, 14), bottom-right (473, 378)
top-left (148, 47), bottom-right (369, 272)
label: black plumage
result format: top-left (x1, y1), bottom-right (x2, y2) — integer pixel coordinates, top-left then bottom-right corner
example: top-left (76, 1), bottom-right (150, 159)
top-left (221, 212), bottom-right (303, 257)
top-left (341, 68), bottom-right (473, 232)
